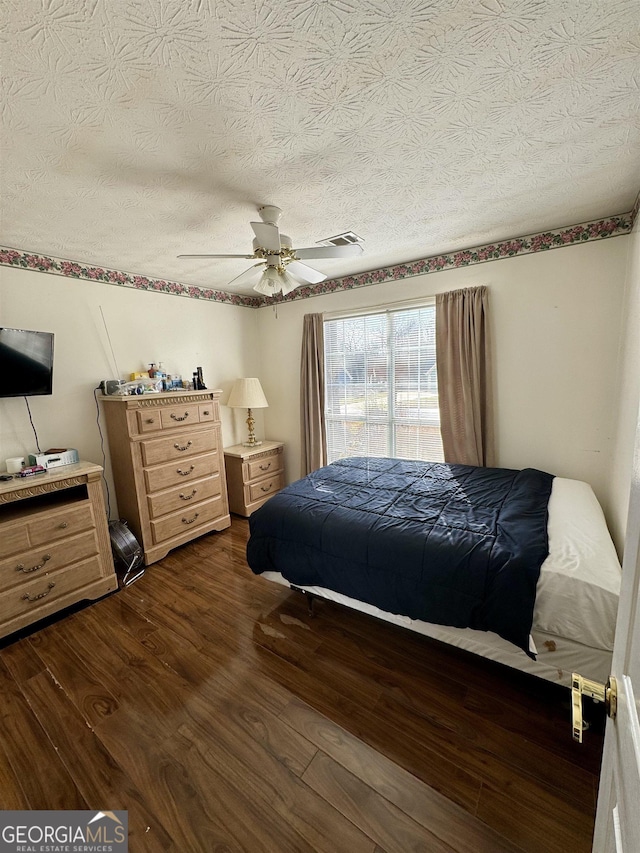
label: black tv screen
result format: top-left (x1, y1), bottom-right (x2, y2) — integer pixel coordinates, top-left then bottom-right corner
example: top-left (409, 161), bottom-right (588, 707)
top-left (0, 328), bottom-right (54, 397)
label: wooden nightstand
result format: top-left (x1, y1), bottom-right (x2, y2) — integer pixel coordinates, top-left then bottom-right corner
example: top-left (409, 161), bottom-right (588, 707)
top-left (224, 441), bottom-right (284, 516)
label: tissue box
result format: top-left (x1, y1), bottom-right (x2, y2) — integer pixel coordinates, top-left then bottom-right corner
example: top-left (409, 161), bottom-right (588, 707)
top-left (28, 448), bottom-right (79, 469)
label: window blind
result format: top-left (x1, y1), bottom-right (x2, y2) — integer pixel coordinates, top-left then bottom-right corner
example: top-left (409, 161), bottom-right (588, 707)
top-left (324, 305), bottom-right (444, 464)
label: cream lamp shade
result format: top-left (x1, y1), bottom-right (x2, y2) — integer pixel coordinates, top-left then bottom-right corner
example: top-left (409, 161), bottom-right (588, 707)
top-left (227, 377), bottom-right (269, 446)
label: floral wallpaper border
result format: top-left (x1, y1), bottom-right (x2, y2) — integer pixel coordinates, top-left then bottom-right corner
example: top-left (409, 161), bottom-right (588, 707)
top-left (0, 249), bottom-right (263, 308)
top-left (1, 205), bottom-right (637, 309)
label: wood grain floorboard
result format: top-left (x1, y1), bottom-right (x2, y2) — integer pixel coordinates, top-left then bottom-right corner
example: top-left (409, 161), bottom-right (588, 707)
top-left (281, 697), bottom-right (521, 853)
top-left (253, 635), bottom-right (485, 812)
top-left (476, 781), bottom-right (594, 853)
top-left (0, 517), bottom-right (602, 852)
top-left (0, 658), bottom-right (88, 810)
top-left (302, 750), bottom-right (456, 853)
top-left (28, 627), bottom-right (120, 728)
top-left (19, 669), bottom-right (175, 852)
top-left (373, 688), bottom-right (596, 815)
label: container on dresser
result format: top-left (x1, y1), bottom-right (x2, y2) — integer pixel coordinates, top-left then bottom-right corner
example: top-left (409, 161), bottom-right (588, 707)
top-left (224, 441), bottom-right (284, 517)
top-left (0, 461), bottom-right (117, 640)
top-left (101, 389), bottom-right (230, 565)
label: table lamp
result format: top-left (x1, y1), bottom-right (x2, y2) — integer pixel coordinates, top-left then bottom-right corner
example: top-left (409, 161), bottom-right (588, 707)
top-left (227, 378), bottom-right (269, 447)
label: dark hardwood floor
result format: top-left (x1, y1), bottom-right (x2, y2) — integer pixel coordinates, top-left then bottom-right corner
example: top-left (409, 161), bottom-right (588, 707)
top-left (0, 517), bottom-right (604, 852)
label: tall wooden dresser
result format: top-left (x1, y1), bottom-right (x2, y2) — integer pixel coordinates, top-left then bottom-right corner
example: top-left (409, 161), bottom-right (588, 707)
top-left (101, 389), bottom-right (230, 565)
top-left (0, 461), bottom-right (117, 639)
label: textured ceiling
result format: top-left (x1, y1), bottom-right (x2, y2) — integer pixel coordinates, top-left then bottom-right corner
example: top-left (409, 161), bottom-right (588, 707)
top-left (2, 0), bottom-right (639, 297)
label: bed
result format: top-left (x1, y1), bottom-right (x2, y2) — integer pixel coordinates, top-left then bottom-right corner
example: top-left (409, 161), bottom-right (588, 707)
top-left (246, 457), bottom-right (621, 687)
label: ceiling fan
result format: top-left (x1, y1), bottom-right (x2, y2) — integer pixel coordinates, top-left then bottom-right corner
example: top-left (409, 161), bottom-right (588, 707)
top-left (178, 205), bottom-right (364, 296)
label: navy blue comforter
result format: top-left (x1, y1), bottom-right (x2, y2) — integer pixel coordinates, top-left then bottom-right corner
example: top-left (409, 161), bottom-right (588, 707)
top-left (247, 457), bottom-right (554, 655)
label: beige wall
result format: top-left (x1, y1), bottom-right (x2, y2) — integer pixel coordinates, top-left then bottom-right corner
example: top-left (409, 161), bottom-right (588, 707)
top-left (1, 233), bottom-right (634, 552)
top-left (610, 220), bottom-right (640, 551)
top-left (257, 236), bottom-right (630, 548)
top-left (0, 266), bottom-right (262, 516)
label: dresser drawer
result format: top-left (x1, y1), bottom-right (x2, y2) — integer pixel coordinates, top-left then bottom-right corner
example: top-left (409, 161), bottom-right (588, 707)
top-left (28, 502), bottom-right (95, 547)
top-left (0, 530), bottom-right (98, 592)
top-left (0, 524), bottom-right (30, 560)
top-left (137, 409), bottom-right (163, 433)
top-left (159, 404), bottom-right (201, 430)
top-left (246, 451), bottom-right (284, 482)
top-left (141, 429), bottom-right (217, 466)
top-left (136, 402), bottom-right (219, 434)
top-left (0, 556), bottom-right (104, 627)
top-left (150, 495), bottom-right (225, 544)
top-left (147, 474), bottom-right (222, 519)
top-left (198, 402), bottom-right (217, 422)
top-left (247, 473), bottom-right (285, 503)
top-left (144, 452), bottom-right (220, 493)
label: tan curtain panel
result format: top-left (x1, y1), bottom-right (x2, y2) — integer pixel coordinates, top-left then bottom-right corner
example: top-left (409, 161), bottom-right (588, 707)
top-left (436, 286), bottom-right (495, 467)
top-left (300, 313), bottom-right (327, 475)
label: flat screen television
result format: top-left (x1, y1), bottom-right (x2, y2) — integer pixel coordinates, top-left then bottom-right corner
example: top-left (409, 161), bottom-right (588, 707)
top-left (0, 328), bottom-right (54, 397)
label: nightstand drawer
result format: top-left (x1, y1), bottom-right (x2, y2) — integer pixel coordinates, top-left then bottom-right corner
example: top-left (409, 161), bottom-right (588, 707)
top-left (246, 452), bottom-right (283, 482)
top-left (247, 473), bottom-right (285, 503)
top-left (144, 452), bottom-right (220, 493)
top-left (141, 430), bottom-right (217, 466)
top-left (147, 474), bottom-right (222, 519)
top-left (150, 495), bottom-right (225, 544)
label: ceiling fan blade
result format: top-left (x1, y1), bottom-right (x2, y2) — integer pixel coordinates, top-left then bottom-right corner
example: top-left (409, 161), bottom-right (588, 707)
top-left (227, 264), bottom-right (265, 288)
top-left (250, 222), bottom-right (281, 253)
top-left (293, 244), bottom-right (364, 260)
top-left (286, 260), bottom-right (327, 284)
top-left (177, 253), bottom-right (255, 259)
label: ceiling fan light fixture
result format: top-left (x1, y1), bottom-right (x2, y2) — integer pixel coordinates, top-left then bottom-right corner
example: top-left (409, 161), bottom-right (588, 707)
top-left (253, 265), bottom-right (283, 297)
top-left (252, 264), bottom-right (299, 297)
top-left (253, 277), bottom-right (280, 297)
top-left (179, 205), bottom-right (364, 294)
top-left (278, 270), bottom-right (298, 295)
top-left (263, 266), bottom-right (281, 283)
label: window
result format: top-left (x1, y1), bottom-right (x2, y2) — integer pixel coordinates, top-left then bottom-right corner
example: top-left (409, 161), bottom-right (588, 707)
top-left (324, 304), bottom-right (443, 463)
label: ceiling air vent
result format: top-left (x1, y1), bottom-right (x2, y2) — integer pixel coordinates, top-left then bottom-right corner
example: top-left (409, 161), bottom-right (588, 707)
top-left (318, 231), bottom-right (363, 247)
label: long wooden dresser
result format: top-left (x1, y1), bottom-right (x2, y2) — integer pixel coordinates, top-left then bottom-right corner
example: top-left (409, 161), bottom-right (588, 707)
top-left (0, 461), bottom-right (117, 639)
top-left (101, 389), bottom-right (230, 565)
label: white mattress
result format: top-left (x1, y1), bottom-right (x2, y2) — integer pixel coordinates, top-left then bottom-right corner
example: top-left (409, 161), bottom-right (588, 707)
top-left (535, 477), bottom-right (620, 651)
top-left (258, 476), bottom-right (622, 687)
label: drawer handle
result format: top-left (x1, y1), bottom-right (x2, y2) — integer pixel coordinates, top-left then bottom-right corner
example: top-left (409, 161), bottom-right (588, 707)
top-left (202, 410), bottom-right (210, 416)
top-left (174, 440), bottom-right (193, 451)
top-left (58, 521), bottom-right (68, 529)
top-left (259, 462), bottom-right (272, 471)
top-left (146, 418), bottom-right (156, 424)
top-left (261, 483), bottom-right (273, 493)
top-left (171, 412), bottom-right (190, 422)
top-left (177, 465), bottom-right (195, 476)
top-left (182, 513), bottom-right (199, 525)
top-left (179, 489), bottom-right (197, 501)
top-left (22, 582), bottom-right (55, 602)
top-left (16, 554), bottom-right (51, 574)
